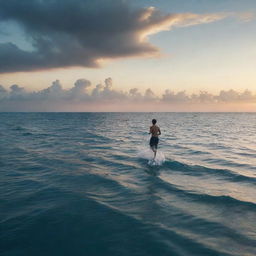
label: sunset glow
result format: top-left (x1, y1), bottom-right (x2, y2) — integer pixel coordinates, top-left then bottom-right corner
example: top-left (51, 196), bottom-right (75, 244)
top-left (0, 0), bottom-right (255, 111)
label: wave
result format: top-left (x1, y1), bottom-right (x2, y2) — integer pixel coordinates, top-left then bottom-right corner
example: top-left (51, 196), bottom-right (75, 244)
top-left (155, 175), bottom-right (256, 211)
top-left (137, 148), bottom-right (165, 166)
top-left (163, 160), bottom-right (256, 184)
top-left (1, 188), bottom-right (236, 256)
top-left (84, 197), bottom-right (234, 256)
top-left (2, 113), bottom-right (256, 256)
top-left (204, 157), bottom-right (256, 171)
top-left (11, 125), bottom-right (27, 131)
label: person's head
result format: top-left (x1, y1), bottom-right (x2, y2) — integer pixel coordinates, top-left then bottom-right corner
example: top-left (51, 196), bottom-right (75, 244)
top-left (152, 119), bottom-right (157, 125)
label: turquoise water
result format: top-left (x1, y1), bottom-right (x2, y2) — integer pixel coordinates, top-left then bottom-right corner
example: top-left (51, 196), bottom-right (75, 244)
top-left (1, 113), bottom-right (256, 256)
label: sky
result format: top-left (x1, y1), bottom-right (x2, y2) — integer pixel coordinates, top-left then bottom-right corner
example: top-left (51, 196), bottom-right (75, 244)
top-left (0, 0), bottom-right (256, 111)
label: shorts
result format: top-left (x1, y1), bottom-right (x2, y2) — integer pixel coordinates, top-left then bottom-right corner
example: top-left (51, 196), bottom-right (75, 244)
top-left (149, 136), bottom-right (159, 148)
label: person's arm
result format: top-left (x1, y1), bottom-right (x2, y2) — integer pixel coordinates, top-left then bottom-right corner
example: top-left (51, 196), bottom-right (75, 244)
top-left (149, 126), bottom-right (152, 134)
top-left (158, 127), bottom-right (161, 135)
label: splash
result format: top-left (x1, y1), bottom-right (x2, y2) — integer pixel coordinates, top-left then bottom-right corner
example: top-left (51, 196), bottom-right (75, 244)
top-left (137, 147), bottom-right (165, 166)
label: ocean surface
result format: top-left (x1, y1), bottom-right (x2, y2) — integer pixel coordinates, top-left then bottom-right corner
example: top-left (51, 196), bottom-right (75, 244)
top-left (0, 112), bottom-right (256, 256)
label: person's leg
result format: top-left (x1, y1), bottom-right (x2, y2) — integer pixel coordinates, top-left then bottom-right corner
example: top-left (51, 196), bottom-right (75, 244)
top-left (153, 145), bottom-right (157, 160)
top-left (154, 138), bottom-right (159, 160)
top-left (150, 137), bottom-right (158, 160)
top-left (150, 145), bottom-right (156, 159)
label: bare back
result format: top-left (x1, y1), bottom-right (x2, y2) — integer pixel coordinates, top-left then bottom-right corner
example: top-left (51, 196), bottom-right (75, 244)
top-left (150, 125), bottom-right (161, 137)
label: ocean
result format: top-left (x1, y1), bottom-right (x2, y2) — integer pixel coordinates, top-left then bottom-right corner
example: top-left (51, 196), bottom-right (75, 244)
top-left (0, 112), bottom-right (255, 256)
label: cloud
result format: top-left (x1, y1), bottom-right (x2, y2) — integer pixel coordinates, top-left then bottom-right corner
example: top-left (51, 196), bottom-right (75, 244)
top-left (0, 78), bottom-right (256, 111)
top-left (162, 90), bottom-right (189, 102)
top-left (144, 88), bottom-right (157, 101)
top-left (68, 79), bottom-right (91, 100)
top-left (0, 84), bottom-right (8, 100)
top-left (235, 12), bottom-right (255, 22)
top-left (217, 89), bottom-right (256, 102)
top-left (0, 0), bottom-right (241, 73)
top-left (128, 88), bottom-right (143, 101)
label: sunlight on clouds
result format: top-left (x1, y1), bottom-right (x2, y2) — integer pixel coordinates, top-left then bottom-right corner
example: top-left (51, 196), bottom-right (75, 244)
top-left (139, 10), bottom-right (230, 40)
top-left (0, 0), bottom-right (253, 73)
top-left (0, 78), bottom-right (255, 111)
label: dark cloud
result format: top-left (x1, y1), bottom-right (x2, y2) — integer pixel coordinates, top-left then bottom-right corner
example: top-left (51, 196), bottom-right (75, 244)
top-left (0, 0), bottom-right (231, 73)
top-left (0, 78), bottom-right (255, 112)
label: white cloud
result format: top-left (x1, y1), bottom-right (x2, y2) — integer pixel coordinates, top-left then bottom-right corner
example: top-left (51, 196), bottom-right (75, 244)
top-left (0, 78), bottom-right (255, 111)
top-left (162, 90), bottom-right (189, 102)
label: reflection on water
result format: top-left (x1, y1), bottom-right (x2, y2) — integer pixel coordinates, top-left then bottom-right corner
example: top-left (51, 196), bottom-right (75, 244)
top-left (0, 112), bottom-right (255, 256)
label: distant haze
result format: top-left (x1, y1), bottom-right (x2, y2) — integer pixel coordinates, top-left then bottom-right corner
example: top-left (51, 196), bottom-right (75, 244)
top-left (0, 78), bottom-right (255, 111)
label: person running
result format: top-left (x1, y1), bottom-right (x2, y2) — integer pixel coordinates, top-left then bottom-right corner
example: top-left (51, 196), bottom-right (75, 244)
top-left (149, 119), bottom-right (161, 160)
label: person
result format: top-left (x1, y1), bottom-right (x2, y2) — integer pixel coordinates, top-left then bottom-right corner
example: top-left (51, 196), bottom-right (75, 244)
top-left (149, 119), bottom-right (161, 160)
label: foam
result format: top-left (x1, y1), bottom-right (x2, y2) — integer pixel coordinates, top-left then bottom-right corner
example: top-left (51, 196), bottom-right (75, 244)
top-left (137, 147), bottom-right (165, 166)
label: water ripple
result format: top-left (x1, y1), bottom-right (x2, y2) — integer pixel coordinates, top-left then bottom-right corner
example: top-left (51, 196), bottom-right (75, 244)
top-left (1, 112), bottom-right (256, 256)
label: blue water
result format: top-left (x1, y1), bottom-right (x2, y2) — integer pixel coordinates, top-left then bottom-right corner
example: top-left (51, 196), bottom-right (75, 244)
top-left (1, 113), bottom-right (256, 256)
